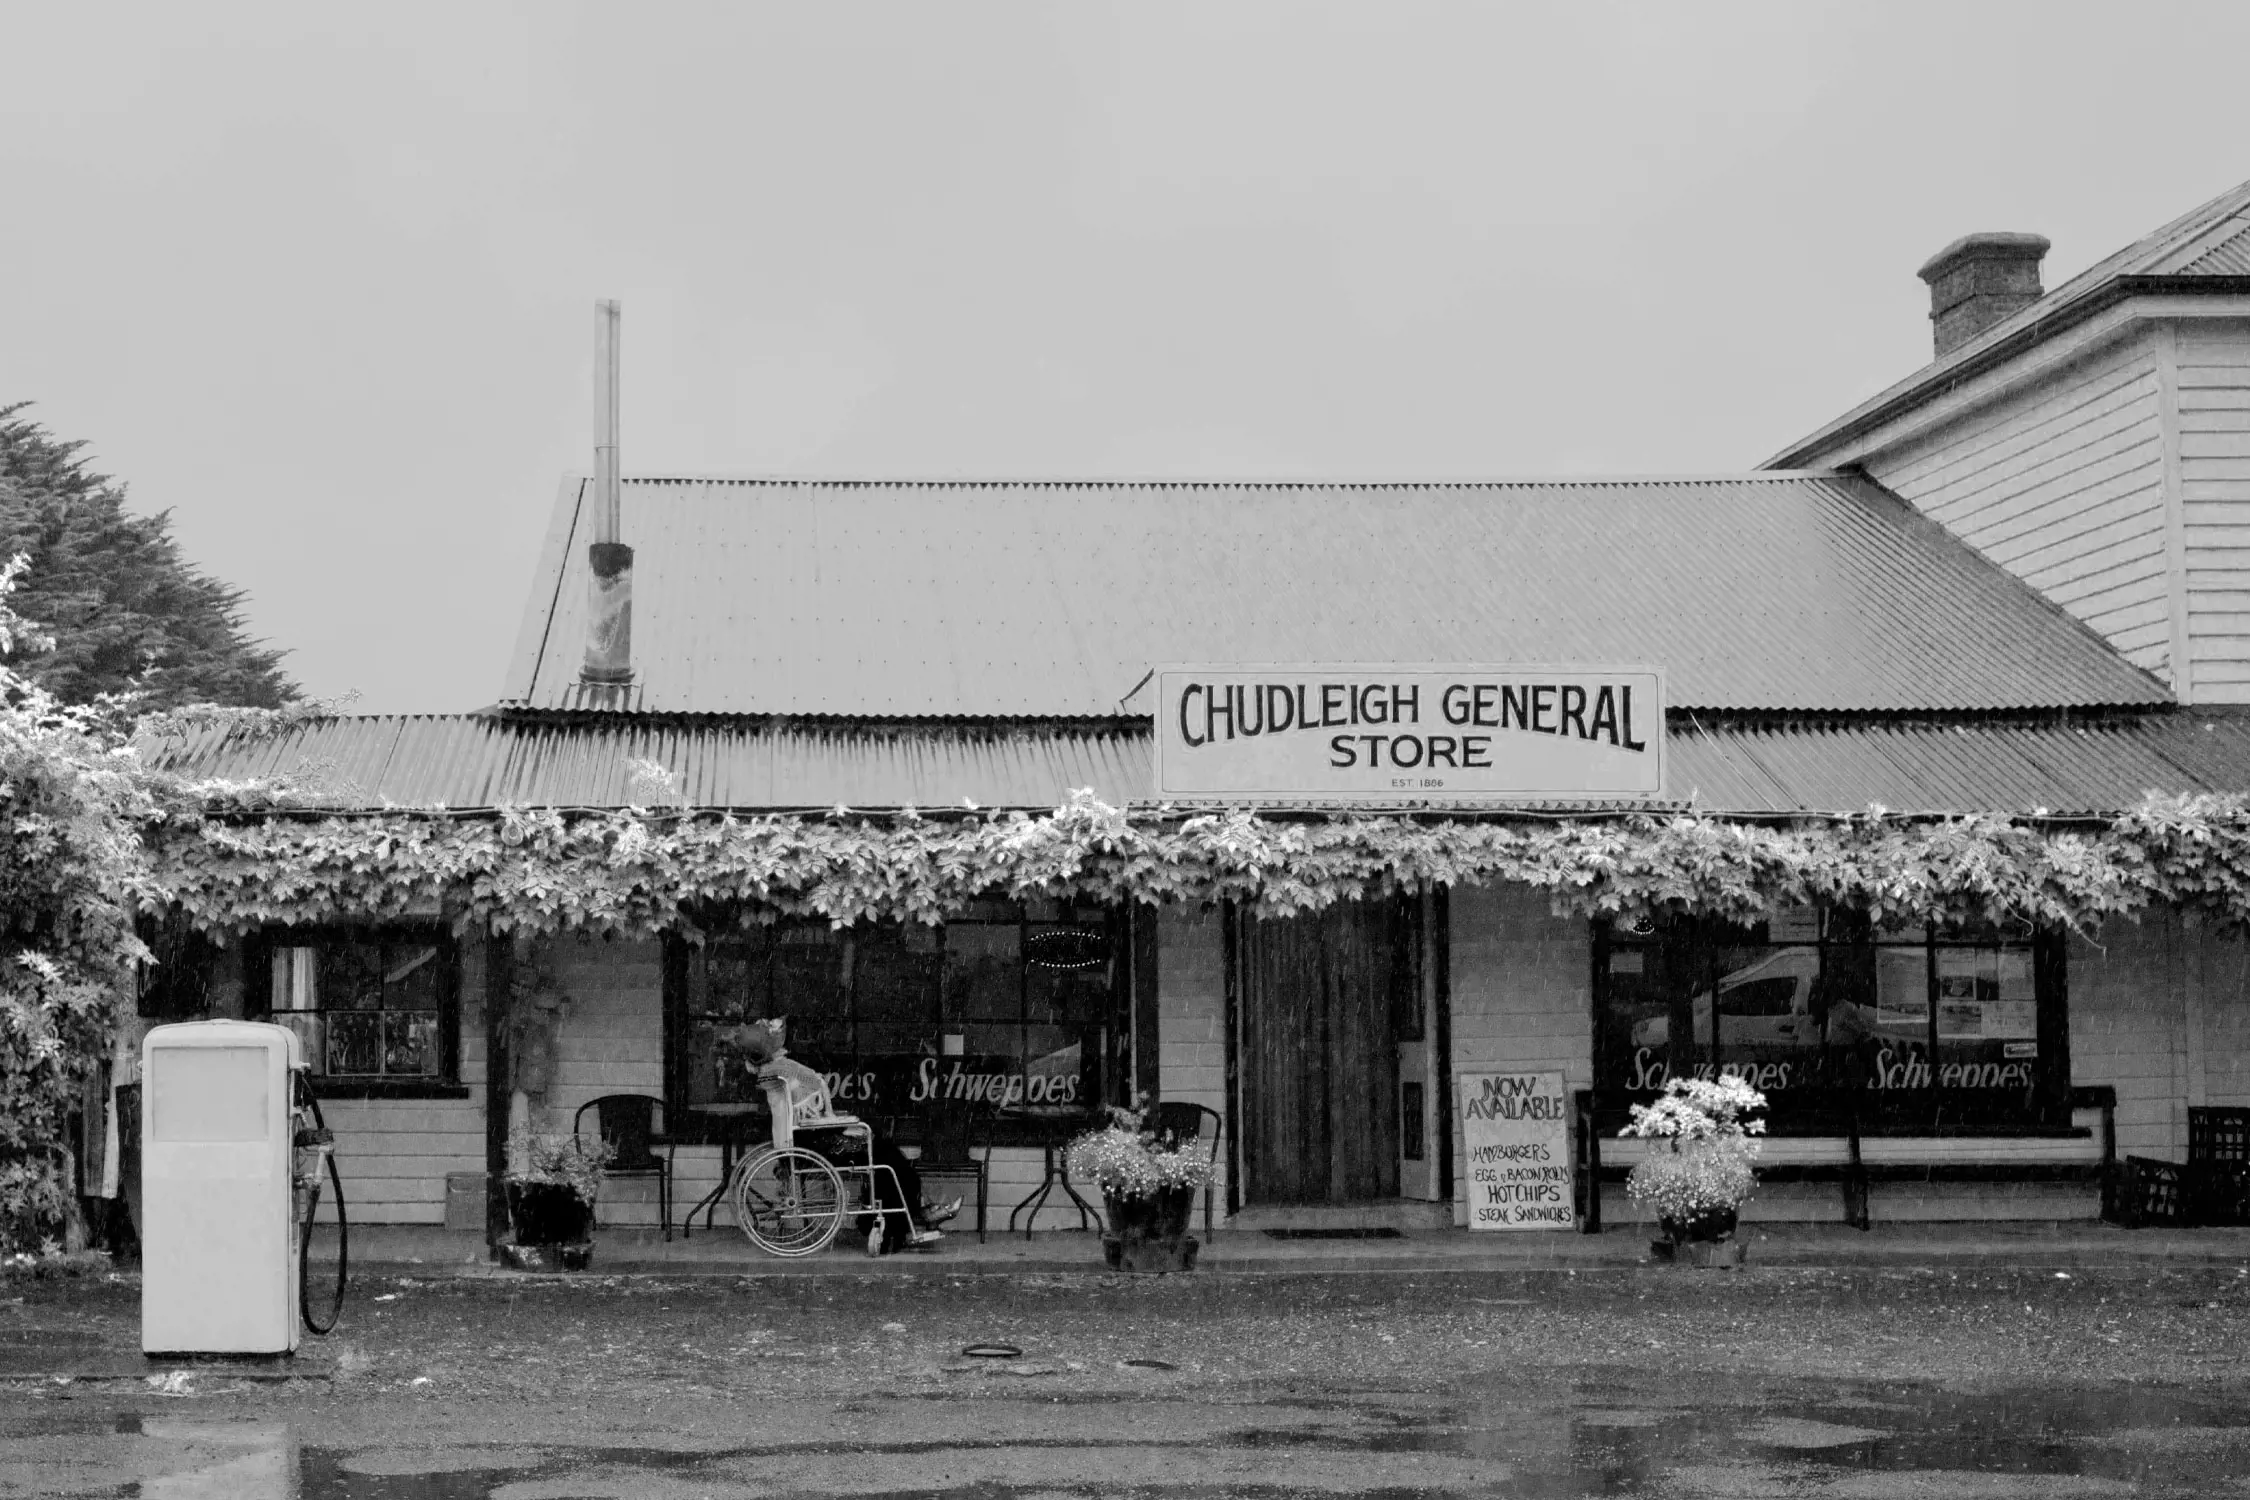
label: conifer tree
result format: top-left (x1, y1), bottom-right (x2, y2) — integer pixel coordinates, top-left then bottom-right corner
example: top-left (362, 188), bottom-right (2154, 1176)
top-left (0, 403), bottom-right (299, 709)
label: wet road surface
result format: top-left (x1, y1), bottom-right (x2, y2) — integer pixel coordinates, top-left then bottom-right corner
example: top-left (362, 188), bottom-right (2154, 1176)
top-left (5, 1264), bottom-right (2250, 1497)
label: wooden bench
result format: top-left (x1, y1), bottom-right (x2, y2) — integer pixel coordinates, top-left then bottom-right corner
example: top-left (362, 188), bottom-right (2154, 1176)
top-left (1572, 1086), bottom-right (2118, 1233)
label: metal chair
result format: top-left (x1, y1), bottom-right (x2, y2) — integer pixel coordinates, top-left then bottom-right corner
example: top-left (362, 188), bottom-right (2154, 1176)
top-left (573, 1094), bottom-right (673, 1241)
top-left (1151, 1100), bottom-right (1226, 1236)
top-left (913, 1101), bottom-right (993, 1243)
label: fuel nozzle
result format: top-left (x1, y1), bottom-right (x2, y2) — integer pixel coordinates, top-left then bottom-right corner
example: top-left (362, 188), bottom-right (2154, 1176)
top-left (293, 1123), bottom-right (335, 1211)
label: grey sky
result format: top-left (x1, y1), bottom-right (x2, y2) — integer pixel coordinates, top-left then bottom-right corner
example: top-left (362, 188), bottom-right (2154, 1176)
top-left (5, 2), bottom-right (2247, 713)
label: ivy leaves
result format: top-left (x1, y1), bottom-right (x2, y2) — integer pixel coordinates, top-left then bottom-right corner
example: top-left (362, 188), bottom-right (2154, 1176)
top-left (144, 787), bottom-right (2250, 940)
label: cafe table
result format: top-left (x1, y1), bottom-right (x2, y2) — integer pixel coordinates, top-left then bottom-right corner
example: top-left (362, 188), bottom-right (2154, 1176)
top-left (1000, 1107), bottom-right (1104, 1239)
top-left (679, 1101), bottom-right (771, 1239)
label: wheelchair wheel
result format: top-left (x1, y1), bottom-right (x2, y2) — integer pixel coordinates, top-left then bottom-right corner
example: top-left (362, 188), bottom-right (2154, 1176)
top-left (731, 1146), bottom-right (846, 1257)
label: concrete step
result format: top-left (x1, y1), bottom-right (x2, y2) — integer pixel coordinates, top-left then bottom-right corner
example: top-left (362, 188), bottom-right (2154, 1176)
top-left (1226, 1200), bottom-right (1454, 1232)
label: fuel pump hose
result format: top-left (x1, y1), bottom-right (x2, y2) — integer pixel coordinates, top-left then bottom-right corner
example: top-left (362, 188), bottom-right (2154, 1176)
top-left (295, 1083), bottom-right (348, 1336)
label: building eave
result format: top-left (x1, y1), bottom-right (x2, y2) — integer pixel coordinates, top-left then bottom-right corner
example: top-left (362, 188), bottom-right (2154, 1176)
top-left (1764, 276), bottom-right (2250, 471)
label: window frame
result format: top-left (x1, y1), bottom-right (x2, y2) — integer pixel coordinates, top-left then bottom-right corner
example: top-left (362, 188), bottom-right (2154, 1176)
top-left (246, 926), bottom-right (466, 1100)
top-left (663, 903), bottom-right (1128, 1146)
top-left (1591, 910), bottom-right (2075, 1138)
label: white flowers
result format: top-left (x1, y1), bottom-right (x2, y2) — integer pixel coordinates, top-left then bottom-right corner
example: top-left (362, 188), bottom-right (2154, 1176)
top-left (1621, 1075), bottom-right (1767, 1222)
top-left (1065, 1106), bottom-right (1214, 1200)
top-left (1620, 1074), bottom-right (1768, 1142)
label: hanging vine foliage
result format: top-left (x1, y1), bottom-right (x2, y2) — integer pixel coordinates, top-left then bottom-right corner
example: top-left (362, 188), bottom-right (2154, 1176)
top-left (135, 785), bottom-right (2250, 942)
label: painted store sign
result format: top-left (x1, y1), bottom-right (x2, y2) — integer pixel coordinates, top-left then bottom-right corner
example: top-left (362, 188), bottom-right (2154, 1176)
top-left (1153, 665), bottom-right (1665, 801)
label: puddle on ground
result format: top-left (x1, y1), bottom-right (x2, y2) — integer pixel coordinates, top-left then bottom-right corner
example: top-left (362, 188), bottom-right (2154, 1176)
top-left (12, 1377), bottom-right (2249, 1497)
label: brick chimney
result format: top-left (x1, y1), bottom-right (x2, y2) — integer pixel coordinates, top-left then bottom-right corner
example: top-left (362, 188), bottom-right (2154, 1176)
top-left (1917, 232), bottom-right (2051, 360)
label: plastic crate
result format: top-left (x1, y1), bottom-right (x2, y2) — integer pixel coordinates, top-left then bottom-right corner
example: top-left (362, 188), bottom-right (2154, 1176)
top-left (2110, 1156), bottom-right (2186, 1228)
top-left (2189, 1160), bottom-right (2250, 1227)
top-left (2189, 1107), bottom-right (2250, 1165)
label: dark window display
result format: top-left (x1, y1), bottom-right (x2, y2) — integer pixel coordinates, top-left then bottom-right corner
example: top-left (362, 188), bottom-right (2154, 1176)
top-left (1594, 909), bottom-right (2069, 1134)
top-left (669, 901), bottom-right (1124, 1139)
top-left (257, 929), bottom-right (457, 1083)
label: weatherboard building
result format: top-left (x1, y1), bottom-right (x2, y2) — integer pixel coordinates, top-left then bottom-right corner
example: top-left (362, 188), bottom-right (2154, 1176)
top-left (156, 176), bottom-right (2250, 1243)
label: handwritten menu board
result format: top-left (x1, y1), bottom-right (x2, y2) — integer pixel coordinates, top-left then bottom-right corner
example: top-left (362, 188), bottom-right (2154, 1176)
top-left (1460, 1071), bottom-right (1575, 1231)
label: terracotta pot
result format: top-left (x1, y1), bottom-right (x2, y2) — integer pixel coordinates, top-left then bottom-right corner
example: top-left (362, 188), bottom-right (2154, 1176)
top-left (506, 1181), bottom-right (595, 1248)
top-left (1101, 1188), bottom-right (1199, 1274)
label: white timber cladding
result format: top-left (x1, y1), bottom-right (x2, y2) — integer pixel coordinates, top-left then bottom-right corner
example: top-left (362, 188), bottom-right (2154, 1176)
top-left (1862, 325), bottom-right (2178, 684)
top-left (2178, 319), bottom-right (2250, 701)
top-left (1444, 886), bottom-right (1593, 1228)
top-left (1153, 907), bottom-right (1230, 1220)
top-left (294, 900), bottom-right (2250, 1225)
top-left (2070, 911), bottom-right (2250, 1160)
top-left (401, 933), bottom-right (1126, 1235)
top-left (308, 938), bottom-right (488, 1225)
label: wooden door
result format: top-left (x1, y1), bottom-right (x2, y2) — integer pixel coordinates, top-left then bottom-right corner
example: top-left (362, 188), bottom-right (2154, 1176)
top-left (1238, 901), bottom-right (1402, 1204)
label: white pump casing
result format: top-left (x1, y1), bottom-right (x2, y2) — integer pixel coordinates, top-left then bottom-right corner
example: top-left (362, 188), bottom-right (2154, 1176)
top-left (140, 1020), bottom-right (303, 1356)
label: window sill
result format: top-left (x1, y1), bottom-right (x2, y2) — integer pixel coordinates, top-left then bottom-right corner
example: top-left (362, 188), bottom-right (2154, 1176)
top-left (307, 1079), bottom-right (470, 1101)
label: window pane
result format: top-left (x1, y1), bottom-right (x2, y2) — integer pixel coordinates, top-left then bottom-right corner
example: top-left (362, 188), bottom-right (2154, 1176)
top-left (853, 933), bottom-right (939, 1022)
top-left (1025, 922), bottom-right (1111, 1028)
top-left (771, 929), bottom-right (847, 1024)
top-left (1934, 945), bottom-right (2039, 1099)
top-left (1597, 940), bottom-right (1672, 1092)
top-left (1704, 943), bottom-right (1818, 1096)
top-left (944, 924), bottom-right (1020, 1023)
top-left (691, 934), bottom-right (766, 1023)
top-left (683, 1019), bottom-right (745, 1107)
top-left (384, 944), bottom-right (440, 1010)
top-left (1595, 917), bottom-right (2057, 1135)
top-left (325, 1012), bottom-right (383, 1075)
top-left (321, 942), bottom-right (386, 1011)
top-left (271, 948), bottom-right (318, 1013)
top-left (275, 1012), bottom-right (323, 1074)
top-left (1023, 1027), bottom-right (1089, 1110)
top-left (383, 1011), bottom-right (438, 1077)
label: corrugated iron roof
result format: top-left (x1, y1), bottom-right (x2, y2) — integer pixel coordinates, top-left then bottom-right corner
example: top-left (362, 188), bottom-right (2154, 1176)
top-left (154, 715), bottom-right (1152, 812)
top-left (152, 709), bottom-right (2250, 819)
top-left (500, 473), bottom-right (2162, 716)
top-left (1770, 176), bottom-right (2250, 467)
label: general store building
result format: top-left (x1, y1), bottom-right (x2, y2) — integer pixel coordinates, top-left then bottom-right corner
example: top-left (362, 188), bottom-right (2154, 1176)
top-left (162, 177), bottom-right (2250, 1241)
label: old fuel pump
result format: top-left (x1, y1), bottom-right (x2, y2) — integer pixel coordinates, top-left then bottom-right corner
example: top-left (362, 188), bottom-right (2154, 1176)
top-left (141, 1020), bottom-right (348, 1356)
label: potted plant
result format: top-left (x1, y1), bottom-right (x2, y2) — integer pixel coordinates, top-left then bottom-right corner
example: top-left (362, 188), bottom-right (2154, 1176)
top-left (503, 1133), bottom-right (613, 1271)
top-left (1621, 1075), bottom-right (1766, 1268)
top-left (1065, 1102), bottom-right (1215, 1274)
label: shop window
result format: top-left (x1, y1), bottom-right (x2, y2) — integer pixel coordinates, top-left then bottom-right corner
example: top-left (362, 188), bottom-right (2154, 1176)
top-left (1592, 909), bottom-right (2069, 1135)
top-left (253, 929), bottom-right (460, 1092)
top-left (667, 902), bottom-right (1123, 1140)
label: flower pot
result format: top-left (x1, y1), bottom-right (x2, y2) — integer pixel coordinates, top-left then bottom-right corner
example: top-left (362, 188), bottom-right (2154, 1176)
top-left (1652, 1206), bottom-right (1743, 1267)
top-left (506, 1181), bottom-right (595, 1249)
top-left (1658, 1206), bottom-right (1739, 1245)
top-left (1101, 1188), bottom-right (1199, 1274)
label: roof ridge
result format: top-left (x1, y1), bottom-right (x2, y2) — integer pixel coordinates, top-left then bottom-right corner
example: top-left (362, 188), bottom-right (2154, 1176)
top-left (606, 470), bottom-right (1851, 490)
top-left (2120, 174), bottom-right (2250, 275)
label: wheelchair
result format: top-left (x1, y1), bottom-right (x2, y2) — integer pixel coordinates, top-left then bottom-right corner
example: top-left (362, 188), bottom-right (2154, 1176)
top-left (727, 1078), bottom-right (916, 1257)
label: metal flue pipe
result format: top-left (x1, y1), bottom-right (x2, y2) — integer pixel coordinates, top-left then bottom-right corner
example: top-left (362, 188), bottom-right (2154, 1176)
top-left (581, 299), bottom-right (634, 689)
